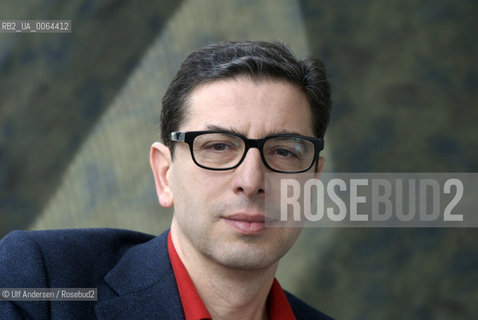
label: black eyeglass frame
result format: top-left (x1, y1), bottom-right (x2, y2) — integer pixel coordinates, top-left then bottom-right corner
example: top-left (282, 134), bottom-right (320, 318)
top-left (169, 130), bottom-right (324, 173)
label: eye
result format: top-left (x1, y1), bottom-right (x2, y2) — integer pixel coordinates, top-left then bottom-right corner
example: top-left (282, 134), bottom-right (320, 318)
top-left (203, 141), bottom-right (239, 152)
top-left (207, 143), bottom-right (230, 151)
top-left (273, 148), bottom-right (298, 158)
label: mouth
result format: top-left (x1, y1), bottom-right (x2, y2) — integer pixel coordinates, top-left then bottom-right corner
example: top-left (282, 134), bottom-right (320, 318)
top-left (222, 213), bottom-right (266, 234)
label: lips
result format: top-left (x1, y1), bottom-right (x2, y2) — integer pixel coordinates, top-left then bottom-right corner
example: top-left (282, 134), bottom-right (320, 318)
top-left (223, 213), bottom-right (266, 234)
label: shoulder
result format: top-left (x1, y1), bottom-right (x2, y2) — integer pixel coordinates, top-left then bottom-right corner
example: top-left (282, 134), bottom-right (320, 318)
top-left (285, 291), bottom-right (334, 320)
top-left (1, 227), bottom-right (154, 247)
top-left (0, 228), bottom-right (155, 286)
top-left (1, 228), bottom-right (154, 260)
top-left (0, 229), bottom-right (160, 319)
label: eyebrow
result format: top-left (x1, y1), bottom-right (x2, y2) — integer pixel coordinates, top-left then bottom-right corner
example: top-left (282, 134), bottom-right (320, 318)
top-left (204, 124), bottom-right (241, 134)
top-left (204, 124), bottom-right (305, 137)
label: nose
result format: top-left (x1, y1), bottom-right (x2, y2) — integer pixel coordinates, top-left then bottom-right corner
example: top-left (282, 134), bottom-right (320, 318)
top-left (232, 148), bottom-right (265, 199)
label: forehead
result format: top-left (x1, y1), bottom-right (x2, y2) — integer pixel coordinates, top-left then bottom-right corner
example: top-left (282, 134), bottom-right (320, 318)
top-left (181, 77), bottom-right (314, 137)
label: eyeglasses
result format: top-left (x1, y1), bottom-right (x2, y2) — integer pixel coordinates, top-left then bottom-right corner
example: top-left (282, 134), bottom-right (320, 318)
top-left (169, 131), bottom-right (323, 173)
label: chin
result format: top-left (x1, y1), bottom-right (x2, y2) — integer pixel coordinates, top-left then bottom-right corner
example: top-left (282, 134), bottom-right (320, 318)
top-left (219, 258), bottom-right (273, 271)
top-left (212, 245), bottom-right (284, 271)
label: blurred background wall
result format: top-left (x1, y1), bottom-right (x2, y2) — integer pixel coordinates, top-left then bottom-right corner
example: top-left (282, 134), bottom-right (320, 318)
top-left (1, 0), bottom-right (477, 319)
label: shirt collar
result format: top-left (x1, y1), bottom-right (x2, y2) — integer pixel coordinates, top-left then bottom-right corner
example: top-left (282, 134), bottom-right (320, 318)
top-left (168, 232), bottom-right (212, 320)
top-left (167, 232), bottom-right (296, 320)
top-left (267, 278), bottom-right (297, 320)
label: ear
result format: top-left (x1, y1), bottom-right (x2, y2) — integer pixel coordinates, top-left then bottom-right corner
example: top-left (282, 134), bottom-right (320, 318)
top-left (313, 156), bottom-right (325, 179)
top-left (150, 142), bottom-right (174, 208)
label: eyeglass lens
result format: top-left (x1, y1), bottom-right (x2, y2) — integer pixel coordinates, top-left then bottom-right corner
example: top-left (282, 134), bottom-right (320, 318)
top-left (192, 133), bottom-right (315, 172)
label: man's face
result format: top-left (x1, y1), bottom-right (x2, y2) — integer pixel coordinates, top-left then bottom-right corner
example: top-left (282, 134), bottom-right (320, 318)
top-left (164, 77), bottom-right (321, 271)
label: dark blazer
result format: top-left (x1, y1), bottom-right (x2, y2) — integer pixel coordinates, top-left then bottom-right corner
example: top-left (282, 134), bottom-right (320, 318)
top-left (0, 229), bottom-right (332, 319)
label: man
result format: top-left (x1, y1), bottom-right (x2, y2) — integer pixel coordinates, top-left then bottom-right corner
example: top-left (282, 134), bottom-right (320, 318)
top-left (0, 41), bottom-right (332, 319)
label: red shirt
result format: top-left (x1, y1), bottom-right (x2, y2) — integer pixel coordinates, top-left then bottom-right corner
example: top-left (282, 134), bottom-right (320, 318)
top-left (167, 233), bottom-right (296, 320)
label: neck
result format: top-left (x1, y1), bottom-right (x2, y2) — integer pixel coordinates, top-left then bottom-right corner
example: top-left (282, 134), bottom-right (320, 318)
top-left (171, 224), bottom-right (277, 320)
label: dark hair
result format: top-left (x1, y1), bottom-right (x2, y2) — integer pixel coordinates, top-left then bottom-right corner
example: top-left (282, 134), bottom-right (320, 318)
top-left (161, 41), bottom-right (331, 152)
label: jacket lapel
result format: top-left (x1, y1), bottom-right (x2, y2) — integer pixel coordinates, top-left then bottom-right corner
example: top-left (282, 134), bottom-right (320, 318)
top-left (94, 230), bottom-right (185, 319)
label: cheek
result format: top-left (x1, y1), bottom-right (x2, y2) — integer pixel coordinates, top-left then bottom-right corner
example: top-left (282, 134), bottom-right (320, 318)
top-left (170, 157), bottom-right (233, 220)
top-left (170, 168), bottom-right (213, 215)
